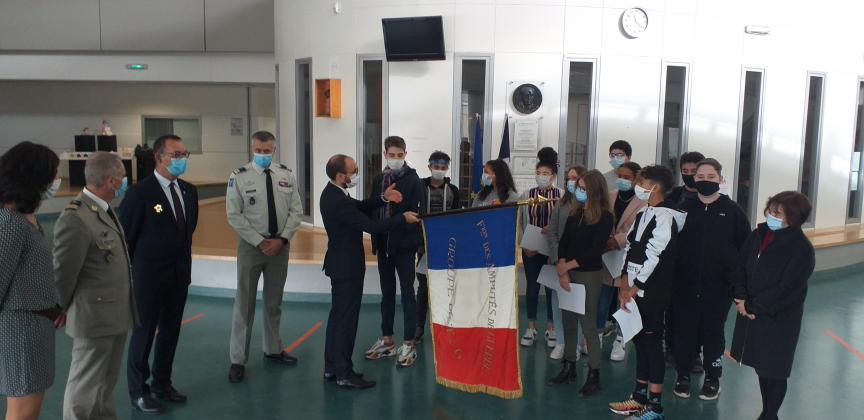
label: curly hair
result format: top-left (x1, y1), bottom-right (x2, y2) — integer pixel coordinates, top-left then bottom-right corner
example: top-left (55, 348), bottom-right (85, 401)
top-left (0, 141), bottom-right (59, 214)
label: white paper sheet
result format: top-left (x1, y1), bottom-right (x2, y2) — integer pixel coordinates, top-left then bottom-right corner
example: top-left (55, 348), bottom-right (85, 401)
top-left (521, 224), bottom-right (551, 256)
top-left (602, 249), bottom-right (626, 279)
top-left (538, 265), bottom-right (585, 314)
top-left (612, 300), bottom-right (643, 343)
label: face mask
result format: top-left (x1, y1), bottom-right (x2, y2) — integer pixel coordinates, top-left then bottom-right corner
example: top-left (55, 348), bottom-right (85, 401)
top-left (566, 180), bottom-right (577, 195)
top-left (167, 158), bottom-right (188, 177)
top-left (609, 156), bottom-right (626, 169)
top-left (766, 213), bottom-right (784, 231)
top-left (115, 177), bottom-right (128, 198)
top-left (253, 153), bottom-right (273, 168)
top-left (634, 184), bottom-right (653, 201)
top-left (42, 178), bottom-right (62, 200)
top-left (682, 174), bottom-right (697, 189)
top-left (386, 159), bottom-right (405, 171)
top-left (481, 173), bottom-right (493, 187)
top-left (616, 178), bottom-right (633, 192)
top-left (575, 187), bottom-right (588, 203)
top-left (430, 169), bottom-right (447, 181)
top-left (695, 180), bottom-right (720, 196)
top-left (345, 173), bottom-right (360, 189)
top-left (536, 175), bottom-right (552, 189)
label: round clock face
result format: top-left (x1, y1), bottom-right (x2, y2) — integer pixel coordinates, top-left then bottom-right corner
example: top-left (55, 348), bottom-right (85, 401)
top-left (621, 7), bottom-right (649, 38)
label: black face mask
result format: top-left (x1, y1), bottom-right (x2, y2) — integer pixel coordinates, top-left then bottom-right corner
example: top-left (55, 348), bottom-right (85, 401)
top-left (695, 180), bottom-right (720, 196)
top-left (682, 174), bottom-right (696, 189)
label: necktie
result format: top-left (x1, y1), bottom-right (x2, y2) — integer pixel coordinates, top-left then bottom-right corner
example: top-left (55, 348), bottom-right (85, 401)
top-left (169, 182), bottom-right (187, 231)
top-left (106, 207), bottom-right (122, 231)
top-left (264, 169), bottom-right (278, 238)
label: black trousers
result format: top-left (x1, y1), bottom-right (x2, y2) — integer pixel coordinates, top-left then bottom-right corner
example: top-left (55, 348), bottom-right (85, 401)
top-left (416, 272), bottom-right (429, 329)
top-left (127, 284), bottom-right (188, 399)
top-left (633, 300), bottom-right (666, 384)
top-left (377, 251), bottom-right (417, 341)
top-left (324, 275), bottom-right (364, 380)
top-left (758, 376), bottom-right (787, 420)
top-left (672, 294), bottom-right (733, 379)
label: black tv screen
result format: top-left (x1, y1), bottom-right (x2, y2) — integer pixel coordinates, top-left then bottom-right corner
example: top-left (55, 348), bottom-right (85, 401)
top-left (382, 16), bottom-right (445, 62)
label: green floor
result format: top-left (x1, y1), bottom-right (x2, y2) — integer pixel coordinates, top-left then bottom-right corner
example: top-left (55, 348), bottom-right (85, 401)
top-left (2, 264), bottom-right (863, 420)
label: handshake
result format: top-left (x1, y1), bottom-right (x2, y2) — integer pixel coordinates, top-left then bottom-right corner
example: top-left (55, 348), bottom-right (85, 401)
top-left (382, 184), bottom-right (420, 224)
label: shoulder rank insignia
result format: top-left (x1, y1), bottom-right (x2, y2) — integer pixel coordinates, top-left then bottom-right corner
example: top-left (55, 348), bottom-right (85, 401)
top-left (64, 200), bottom-right (82, 211)
top-left (233, 167), bottom-right (248, 175)
top-left (278, 164), bottom-right (290, 171)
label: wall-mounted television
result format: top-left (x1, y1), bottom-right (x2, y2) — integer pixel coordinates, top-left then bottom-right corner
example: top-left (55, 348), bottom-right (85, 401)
top-left (382, 16), bottom-right (445, 62)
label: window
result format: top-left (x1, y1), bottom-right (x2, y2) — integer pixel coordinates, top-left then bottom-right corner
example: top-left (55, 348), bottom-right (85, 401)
top-left (295, 59), bottom-right (313, 216)
top-left (559, 60), bottom-right (597, 170)
top-left (657, 64), bottom-right (689, 182)
top-left (735, 69), bottom-right (765, 218)
top-left (848, 80), bottom-right (864, 221)
top-left (143, 116), bottom-right (202, 154)
top-left (453, 56), bottom-right (492, 207)
top-left (800, 74), bottom-right (825, 224)
top-left (357, 57), bottom-right (387, 199)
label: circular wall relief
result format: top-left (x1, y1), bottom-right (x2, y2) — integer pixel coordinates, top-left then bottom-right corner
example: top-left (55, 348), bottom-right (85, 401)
top-left (512, 83), bottom-right (543, 115)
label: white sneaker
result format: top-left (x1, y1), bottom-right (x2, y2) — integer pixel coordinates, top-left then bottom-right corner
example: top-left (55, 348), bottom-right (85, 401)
top-left (395, 342), bottom-right (417, 368)
top-left (610, 335), bottom-right (626, 362)
top-left (364, 338), bottom-right (396, 360)
top-left (520, 328), bottom-right (537, 347)
top-left (549, 344), bottom-right (565, 360)
top-left (545, 329), bottom-right (557, 349)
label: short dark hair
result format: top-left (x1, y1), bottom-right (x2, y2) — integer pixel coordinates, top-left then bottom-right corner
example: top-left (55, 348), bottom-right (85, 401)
top-left (326, 154), bottom-right (349, 180)
top-left (618, 161), bottom-right (642, 177)
top-left (252, 130), bottom-right (276, 143)
top-left (765, 191), bottom-right (812, 229)
top-left (0, 141), bottom-right (60, 214)
top-left (428, 151), bottom-right (451, 164)
top-left (536, 147), bottom-right (559, 173)
top-left (153, 134), bottom-right (183, 156)
top-left (680, 151), bottom-right (705, 167)
top-left (696, 158), bottom-right (723, 176)
top-left (384, 136), bottom-right (406, 152)
top-left (639, 165), bottom-right (674, 195)
top-left (609, 140), bottom-right (632, 157)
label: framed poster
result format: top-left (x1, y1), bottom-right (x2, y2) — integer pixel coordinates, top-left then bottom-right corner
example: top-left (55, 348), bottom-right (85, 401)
top-left (512, 155), bottom-right (538, 175)
top-left (513, 118), bottom-right (540, 151)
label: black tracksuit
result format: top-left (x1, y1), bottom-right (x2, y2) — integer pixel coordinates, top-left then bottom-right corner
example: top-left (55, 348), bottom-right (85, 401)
top-left (672, 194), bottom-right (751, 379)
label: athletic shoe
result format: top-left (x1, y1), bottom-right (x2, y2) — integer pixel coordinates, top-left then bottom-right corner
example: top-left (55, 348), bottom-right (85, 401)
top-left (545, 329), bottom-right (557, 348)
top-left (609, 398), bottom-right (645, 416)
top-left (673, 374), bottom-right (692, 399)
top-left (610, 336), bottom-right (626, 361)
top-left (698, 377), bottom-right (721, 400)
top-left (520, 327), bottom-right (537, 347)
top-left (626, 407), bottom-right (665, 420)
top-left (549, 343), bottom-right (565, 360)
top-left (364, 338), bottom-right (396, 360)
top-left (395, 342), bottom-right (417, 368)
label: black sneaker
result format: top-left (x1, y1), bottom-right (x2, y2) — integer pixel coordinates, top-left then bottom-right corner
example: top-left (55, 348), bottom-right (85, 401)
top-left (698, 378), bottom-right (721, 401)
top-left (673, 375), bottom-right (691, 399)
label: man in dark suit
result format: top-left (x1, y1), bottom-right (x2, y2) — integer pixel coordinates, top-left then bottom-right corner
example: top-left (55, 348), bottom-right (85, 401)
top-left (320, 154), bottom-right (419, 390)
top-left (119, 134), bottom-right (199, 414)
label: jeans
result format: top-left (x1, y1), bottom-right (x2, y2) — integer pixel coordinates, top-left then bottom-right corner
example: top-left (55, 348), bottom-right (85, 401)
top-left (596, 284), bottom-right (616, 330)
top-left (522, 251), bottom-right (553, 322)
top-left (377, 251), bottom-right (417, 342)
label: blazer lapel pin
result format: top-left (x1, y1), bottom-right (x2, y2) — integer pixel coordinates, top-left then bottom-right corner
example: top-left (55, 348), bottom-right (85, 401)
top-left (154, 204), bottom-right (164, 214)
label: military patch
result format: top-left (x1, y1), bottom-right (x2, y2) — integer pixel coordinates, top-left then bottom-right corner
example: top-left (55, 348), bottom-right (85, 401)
top-left (278, 180), bottom-right (290, 188)
top-left (228, 178), bottom-right (235, 188)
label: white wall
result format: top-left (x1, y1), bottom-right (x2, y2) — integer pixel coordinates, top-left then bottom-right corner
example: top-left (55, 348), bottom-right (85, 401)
top-left (276, 0), bottom-right (864, 230)
top-left (0, 82), bottom-right (275, 182)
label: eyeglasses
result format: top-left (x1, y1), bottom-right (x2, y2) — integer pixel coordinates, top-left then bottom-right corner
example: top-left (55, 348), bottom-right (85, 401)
top-left (162, 151), bottom-right (191, 159)
top-left (610, 152), bottom-right (627, 158)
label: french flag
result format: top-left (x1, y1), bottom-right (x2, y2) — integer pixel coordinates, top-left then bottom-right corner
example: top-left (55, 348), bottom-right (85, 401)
top-left (422, 205), bottom-right (523, 399)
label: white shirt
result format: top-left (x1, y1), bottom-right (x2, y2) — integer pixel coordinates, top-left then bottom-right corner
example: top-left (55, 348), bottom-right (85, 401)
top-left (330, 181), bottom-right (349, 197)
top-left (82, 188), bottom-right (110, 212)
top-left (153, 170), bottom-right (186, 218)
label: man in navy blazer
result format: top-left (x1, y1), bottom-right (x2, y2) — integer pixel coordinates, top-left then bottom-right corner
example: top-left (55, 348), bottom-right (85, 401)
top-left (119, 134), bottom-right (199, 414)
top-left (319, 154), bottom-right (419, 390)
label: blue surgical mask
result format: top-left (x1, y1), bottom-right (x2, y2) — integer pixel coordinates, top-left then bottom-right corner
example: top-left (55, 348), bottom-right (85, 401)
top-left (253, 153), bottom-right (273, 168)
top-left (766, 214), bottom-right (784, 231)
top-left (616, 178), bottom-right (633, 192)
top-left (567, 180), bottom-right (577, 195)
top-left (167, 158), bottom-right (188, 177)
top-left (115, 177), bottom-right (128, 198)
top-left (609, 156), bottom-right (626, 169)
top-left (575, 187), bottom-right (588, 203)
top-left (481, 173), bottom-right (493, 187)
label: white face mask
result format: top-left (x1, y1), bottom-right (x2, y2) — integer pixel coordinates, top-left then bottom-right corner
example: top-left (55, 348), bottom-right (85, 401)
top-left (346, 173), bottom-right (360, 189)
top-left (634, 184), bottom-right (654, 201)
top-left (430, 169), bottom-right (447, 180)
top-left (42, 178), bottom-right (62, 200)
top-left (386, 159), bottom-right (405, 171)
top-left (536, 175), bottom-right (552, 189)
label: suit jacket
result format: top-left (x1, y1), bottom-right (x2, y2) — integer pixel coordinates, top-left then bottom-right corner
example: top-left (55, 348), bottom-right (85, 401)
top-left (54, 193), bottom-right (137, 338)
top-left (320, 182), bottom-right (406, 279)
top-left (118, 174), bottom-right (199, 290)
